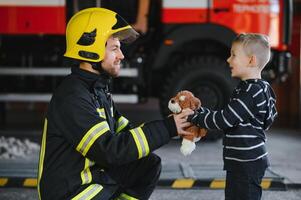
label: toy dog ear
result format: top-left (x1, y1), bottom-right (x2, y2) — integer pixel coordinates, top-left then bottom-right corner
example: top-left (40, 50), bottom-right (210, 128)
top-left (194, 97), bottom-right (201, 109)
top-left (190, 98), bottom-right (196, 110)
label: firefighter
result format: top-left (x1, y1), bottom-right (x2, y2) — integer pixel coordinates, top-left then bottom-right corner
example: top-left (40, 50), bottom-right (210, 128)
top-left (37, 8), bottom-right (193, 200)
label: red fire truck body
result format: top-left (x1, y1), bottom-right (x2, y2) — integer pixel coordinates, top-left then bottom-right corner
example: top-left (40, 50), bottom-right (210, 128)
top-left (0, 0), bottom-right (65, 35)
top-left (162, 0), bottom-right (287, 50)
top-left (0, 0), bottom-right (292, 121)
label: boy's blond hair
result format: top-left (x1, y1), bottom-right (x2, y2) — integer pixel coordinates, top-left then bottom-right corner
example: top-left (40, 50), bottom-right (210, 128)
top-left (233, 33), bottom-right (271, 69)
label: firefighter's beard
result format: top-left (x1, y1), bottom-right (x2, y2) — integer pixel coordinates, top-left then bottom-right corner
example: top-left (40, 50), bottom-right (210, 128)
top-left (99, 62), bottom-right (120, 78)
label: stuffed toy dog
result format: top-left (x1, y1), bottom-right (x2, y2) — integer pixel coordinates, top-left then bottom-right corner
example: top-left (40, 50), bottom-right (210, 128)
top-left (168, 90), bottom-right (207, 156)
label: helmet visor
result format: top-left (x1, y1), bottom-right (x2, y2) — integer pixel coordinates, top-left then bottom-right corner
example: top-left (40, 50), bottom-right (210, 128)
top-left (113, 28), bottom-right (139, 43)
top-left (112, 13), bottom-right (139, 43)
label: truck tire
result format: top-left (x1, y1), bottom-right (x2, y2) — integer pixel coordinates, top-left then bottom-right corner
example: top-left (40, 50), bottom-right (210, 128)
top-left (160, 56), bottom-right (238, 140)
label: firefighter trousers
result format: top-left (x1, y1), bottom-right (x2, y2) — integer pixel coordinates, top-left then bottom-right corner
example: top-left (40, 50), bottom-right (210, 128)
top-left (91, 153), bottom-right (162, 200)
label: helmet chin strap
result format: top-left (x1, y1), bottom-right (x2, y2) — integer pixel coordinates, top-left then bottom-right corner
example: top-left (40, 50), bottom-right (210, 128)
top-left (91, 62), bottom-right (111, 79)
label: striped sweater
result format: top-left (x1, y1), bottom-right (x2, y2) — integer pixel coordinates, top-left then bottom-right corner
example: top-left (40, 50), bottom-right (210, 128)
top-left (189, 79), bottom-right (277, 170)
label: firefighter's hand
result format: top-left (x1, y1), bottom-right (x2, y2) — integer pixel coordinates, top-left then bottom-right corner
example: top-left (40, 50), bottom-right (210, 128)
top-left (173, 109), bottom-right (194, 136)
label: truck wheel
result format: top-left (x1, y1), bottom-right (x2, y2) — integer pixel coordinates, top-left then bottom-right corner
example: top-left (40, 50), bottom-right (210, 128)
top-left (160, 56), bottom-right (238, 140)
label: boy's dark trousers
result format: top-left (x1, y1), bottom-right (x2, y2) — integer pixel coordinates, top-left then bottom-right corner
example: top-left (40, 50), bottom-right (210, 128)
top-left (96, 153), bottom-right (162, 200)
top-left (225, 159), bottom-right (267, 200)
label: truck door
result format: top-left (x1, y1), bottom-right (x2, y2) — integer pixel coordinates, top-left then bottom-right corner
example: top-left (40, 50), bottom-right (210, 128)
top-left (210, 0), bottom-right (281, 48)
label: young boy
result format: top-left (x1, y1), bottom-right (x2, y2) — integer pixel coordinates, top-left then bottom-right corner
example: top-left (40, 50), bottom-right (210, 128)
top-left (188, 33), bottom-right (278, 200)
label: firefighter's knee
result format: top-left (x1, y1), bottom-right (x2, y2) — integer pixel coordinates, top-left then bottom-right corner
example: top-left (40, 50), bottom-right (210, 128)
top-left (145, 153), bottom-right (162, 179)
top-left (148, 153), bottom-right (161, 169)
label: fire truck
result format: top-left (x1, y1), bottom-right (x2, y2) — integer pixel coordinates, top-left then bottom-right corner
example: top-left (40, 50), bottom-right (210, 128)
top-left (0, 0), bottom-right (292, 128)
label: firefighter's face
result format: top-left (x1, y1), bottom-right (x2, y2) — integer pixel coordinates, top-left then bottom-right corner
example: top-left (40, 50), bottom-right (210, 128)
top-left (227, 42), bottom-right (252, 80)
top-left (101, 36), bottom-right (124, 77)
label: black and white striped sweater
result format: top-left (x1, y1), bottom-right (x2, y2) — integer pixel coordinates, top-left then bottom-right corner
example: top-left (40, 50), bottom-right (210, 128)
top-left (189, 79), bottom-right (277, 169)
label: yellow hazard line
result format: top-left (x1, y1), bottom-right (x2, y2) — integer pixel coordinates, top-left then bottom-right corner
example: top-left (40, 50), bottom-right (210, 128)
top-left (169, 178), bottom-right (274, 189)
top-left (0, 177), bottom-right (275, 189)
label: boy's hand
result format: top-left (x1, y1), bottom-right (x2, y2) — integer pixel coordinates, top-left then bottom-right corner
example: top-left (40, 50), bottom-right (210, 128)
top-left (182, 108), bottom-right (194, 113)
top-left (173, 109), bottom-right (194, 136)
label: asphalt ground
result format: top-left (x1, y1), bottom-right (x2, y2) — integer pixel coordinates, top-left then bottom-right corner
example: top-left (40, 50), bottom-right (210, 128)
top-left (1, 188), bottom-right (301, 200)
top-left (0, 138), bottom-right (290, 190)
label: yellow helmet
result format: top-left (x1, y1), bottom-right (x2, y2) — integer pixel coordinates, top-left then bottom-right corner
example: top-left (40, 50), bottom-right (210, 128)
top-left (64, 8), bottom-right (139, 62)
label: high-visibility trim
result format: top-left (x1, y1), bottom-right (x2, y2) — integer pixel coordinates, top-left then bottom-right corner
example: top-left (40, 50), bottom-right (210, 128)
top-left (71, 184), bottom-right (103, 200)
top-left (130, 127), bottom-right (149, 159)
top-left (76, 121), bottom-right (110, 156)
top-left (96, 108), bottom-right (106, 119)
top-left (116, 193), bottom-right (138, 200)
top-left (37, 119), bottom-right (48, 200)
top-left (137, 128), bottom-right (149, 156)
top-left (116, 116), bottom-right (129, 133)
top-left (172, 179), bottom-right (195, 188)
top-left (80, 159), bottom-right (95, 185)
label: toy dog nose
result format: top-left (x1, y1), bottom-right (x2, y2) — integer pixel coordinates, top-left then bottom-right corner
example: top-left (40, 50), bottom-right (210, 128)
top-left (171, 99), bottom-right (175, 103)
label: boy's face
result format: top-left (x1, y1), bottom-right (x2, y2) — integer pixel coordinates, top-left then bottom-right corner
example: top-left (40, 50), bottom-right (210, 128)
top-left (101, 36), bottom-right (124, 77)
top-left (227, 42), bottom-right (253, 80)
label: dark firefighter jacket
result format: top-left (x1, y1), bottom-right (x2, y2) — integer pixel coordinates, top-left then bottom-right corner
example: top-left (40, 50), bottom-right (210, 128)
top-left (37, 67), bottom-right (177, 200)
